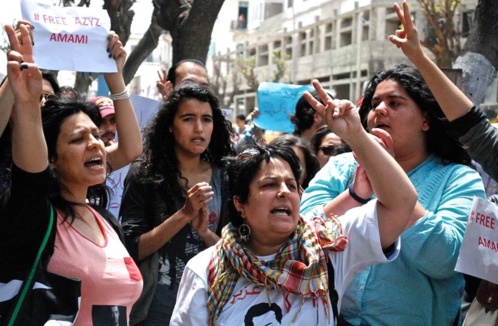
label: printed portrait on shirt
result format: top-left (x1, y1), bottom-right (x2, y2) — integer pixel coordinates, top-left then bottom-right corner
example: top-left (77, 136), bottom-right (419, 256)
top-left (92, 305), bottom-right (126, 326)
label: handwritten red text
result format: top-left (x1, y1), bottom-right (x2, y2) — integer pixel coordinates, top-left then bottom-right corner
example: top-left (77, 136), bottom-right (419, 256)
top-left (49, 33), bottom-right (88, 44)
top-left (74, 17), bottom-right (101, 27)
top-left (478, 236), bottom-right (498, 252)
top-left (470, 210), bottom-right (495, 230)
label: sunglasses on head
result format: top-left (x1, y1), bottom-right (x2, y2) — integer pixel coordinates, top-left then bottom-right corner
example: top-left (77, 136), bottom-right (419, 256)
top-left (319, 145), bottom-right (336, 156)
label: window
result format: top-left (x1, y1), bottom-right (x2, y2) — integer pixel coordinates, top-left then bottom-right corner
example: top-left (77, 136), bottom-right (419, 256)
top-left (324, 23), bottom-right (333, 50)
top-left (284, 35), bottom-right (293, 59)
top-left (299, 31), bottom-right (307, 57)
top-left (258, 44), bottom-right (269, 66)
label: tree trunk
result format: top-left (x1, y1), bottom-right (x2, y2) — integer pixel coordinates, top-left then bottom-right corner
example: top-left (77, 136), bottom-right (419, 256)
top-left (74, 72), bottom-right (98, 99)
top-left (103, 0), bottom-right (136, 46)
top-left (74, 0), bottom-right (135, 97)
top-left (169, 0), bottom-right (225, 64)
top-left (121, 0), bottom-right (226, 86)
top-left (123, 19), bottom-right (164, 84)
top-left (453, 0), bottom-right (498, 105)
top-left (417, 0), bottom-right (462, 68)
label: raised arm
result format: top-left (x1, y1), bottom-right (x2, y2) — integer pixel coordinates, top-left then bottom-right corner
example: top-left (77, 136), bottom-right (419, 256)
top-left (0, 78), bottom-right (14, 137)
top-left (389, 0), bottom-right (473, 121)
top-left (6, 25), bottom-right (46, 173)
top-left (0, 22), bottom-right (35, 137)
top-left (103, 32), bottom-right (142, 171)
top-left (304, 80), bottom-right (417, 248)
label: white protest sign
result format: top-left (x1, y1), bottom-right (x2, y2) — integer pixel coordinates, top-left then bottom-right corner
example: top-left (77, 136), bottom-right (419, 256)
top-left (21, 0), bottom-right (115, 72)
top-left (455, 197), bottom-right (498, 283)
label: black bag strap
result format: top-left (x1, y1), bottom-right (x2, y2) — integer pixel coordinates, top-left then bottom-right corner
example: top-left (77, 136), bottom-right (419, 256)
top-left (326, 258), bottom-right (339, 324)
top-left (7, 204), bottom-right (54, 326)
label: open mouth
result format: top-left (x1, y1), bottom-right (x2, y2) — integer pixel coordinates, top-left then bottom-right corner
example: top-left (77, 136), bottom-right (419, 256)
top-left (84, 157), bottom-right (103, 168)
top-left (270, 207), bottom-right (291, 216)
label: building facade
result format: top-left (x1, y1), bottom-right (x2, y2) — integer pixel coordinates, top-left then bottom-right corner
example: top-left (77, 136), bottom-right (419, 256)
top-left (208, 0), bottom-right (487, 117)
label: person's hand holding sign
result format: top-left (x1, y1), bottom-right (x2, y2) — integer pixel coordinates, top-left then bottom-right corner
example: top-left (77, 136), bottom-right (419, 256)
top-left (101, 31), bottom-right (143, 172)
top-left (103, 31), bottom-right (127, 90)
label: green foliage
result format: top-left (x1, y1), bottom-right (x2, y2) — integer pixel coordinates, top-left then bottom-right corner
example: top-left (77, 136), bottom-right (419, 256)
top-left (417, 0), bottom-right (463, 68)
top-left (236, 55), bottom-right (259, 91)
top-left (272, 50), bottom-right (288, 83)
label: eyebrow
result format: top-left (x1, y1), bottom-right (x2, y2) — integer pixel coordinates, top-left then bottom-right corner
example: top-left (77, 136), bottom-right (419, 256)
top-left (372, 94), bottom-right (408, 101)
top-left (260, 175), bottom-right (297, 183)
top-left (69, 126), bottom-right (99, 137)
top-left (179, 112), bottom-right (213, 118)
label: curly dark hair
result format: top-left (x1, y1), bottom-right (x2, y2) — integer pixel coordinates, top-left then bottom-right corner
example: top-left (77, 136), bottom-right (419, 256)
top-left (359, 64), bottom-right (472, 167)
top-left (42, 98), bottom-right (110, 222)
top-left (224, 144), bottom-right (301, 228)
top-left (269, 134), bottom-right (319, 189)
top-left (139, 84), bottom-right (235, 201)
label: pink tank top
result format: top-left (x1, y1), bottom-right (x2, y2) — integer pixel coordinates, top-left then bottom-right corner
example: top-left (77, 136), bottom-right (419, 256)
top-left (47, 205), bottom-right (143, 325)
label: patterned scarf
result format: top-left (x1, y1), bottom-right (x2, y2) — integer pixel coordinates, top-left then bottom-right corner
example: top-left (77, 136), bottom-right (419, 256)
top-left (207, 216), bottom-right (348, 325)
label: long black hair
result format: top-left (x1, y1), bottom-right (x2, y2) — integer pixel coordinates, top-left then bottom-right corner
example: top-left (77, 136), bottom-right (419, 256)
top-left (42, 98), bottom-right (109, 222)
top-left (359, 64), bottom-right (472, 166)
top-left (139, 84), bottom-right (235, 210)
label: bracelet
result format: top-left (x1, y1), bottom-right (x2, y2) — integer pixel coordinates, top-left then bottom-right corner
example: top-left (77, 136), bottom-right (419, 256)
top-left (348, 184), bottom-right (371, 204)
top-left (109, 89), bottom-right (130, 101)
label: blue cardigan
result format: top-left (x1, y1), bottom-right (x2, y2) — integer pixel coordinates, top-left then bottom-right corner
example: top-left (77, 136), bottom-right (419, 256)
top-left (301, 152), bottom-right (485, 326)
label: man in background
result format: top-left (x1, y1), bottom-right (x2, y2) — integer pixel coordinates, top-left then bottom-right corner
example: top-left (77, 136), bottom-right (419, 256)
top-left (90, 96), bottom-right (116, 146)
top-left (156, 59), bottom-right (209, 101)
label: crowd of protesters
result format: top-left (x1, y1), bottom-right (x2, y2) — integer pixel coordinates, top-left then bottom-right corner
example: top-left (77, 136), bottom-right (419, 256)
top-left (0, 1), bottom-right (497, 325)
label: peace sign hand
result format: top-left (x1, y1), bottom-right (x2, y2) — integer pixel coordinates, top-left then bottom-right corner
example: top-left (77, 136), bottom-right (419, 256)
top-left (6, 24), bottom-right (41, 107)
top-left (388, 1), bottom-right (425, 65)
top-left (303, 79), bottom-right (362, 143)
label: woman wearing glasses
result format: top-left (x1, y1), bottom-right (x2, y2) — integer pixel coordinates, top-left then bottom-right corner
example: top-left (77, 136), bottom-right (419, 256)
top-left (310, 125), bottom-right (351, 168)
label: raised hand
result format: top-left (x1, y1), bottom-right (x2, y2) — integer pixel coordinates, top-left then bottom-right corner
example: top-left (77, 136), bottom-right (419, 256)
top-left (388, 1), bottom-right (425, 64)
top-left (13, 21), bottom-right (35, 64)
top-left (106, 32), bottom-right (127, 74)
top-left (5, 24), bottom-right (41, 106)
top-left (369, 128), bottom-right (394, 155)
top-left (303, 79), bottom-right (361, 142)
top-left (156, 67), bottom-right (173, 101)
top-left (103, 32), bottom-right (128, 97)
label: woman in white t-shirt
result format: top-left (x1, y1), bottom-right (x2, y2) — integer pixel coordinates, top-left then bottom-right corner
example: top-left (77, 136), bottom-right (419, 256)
top-left (170, 82), bottom-right (418, 326)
